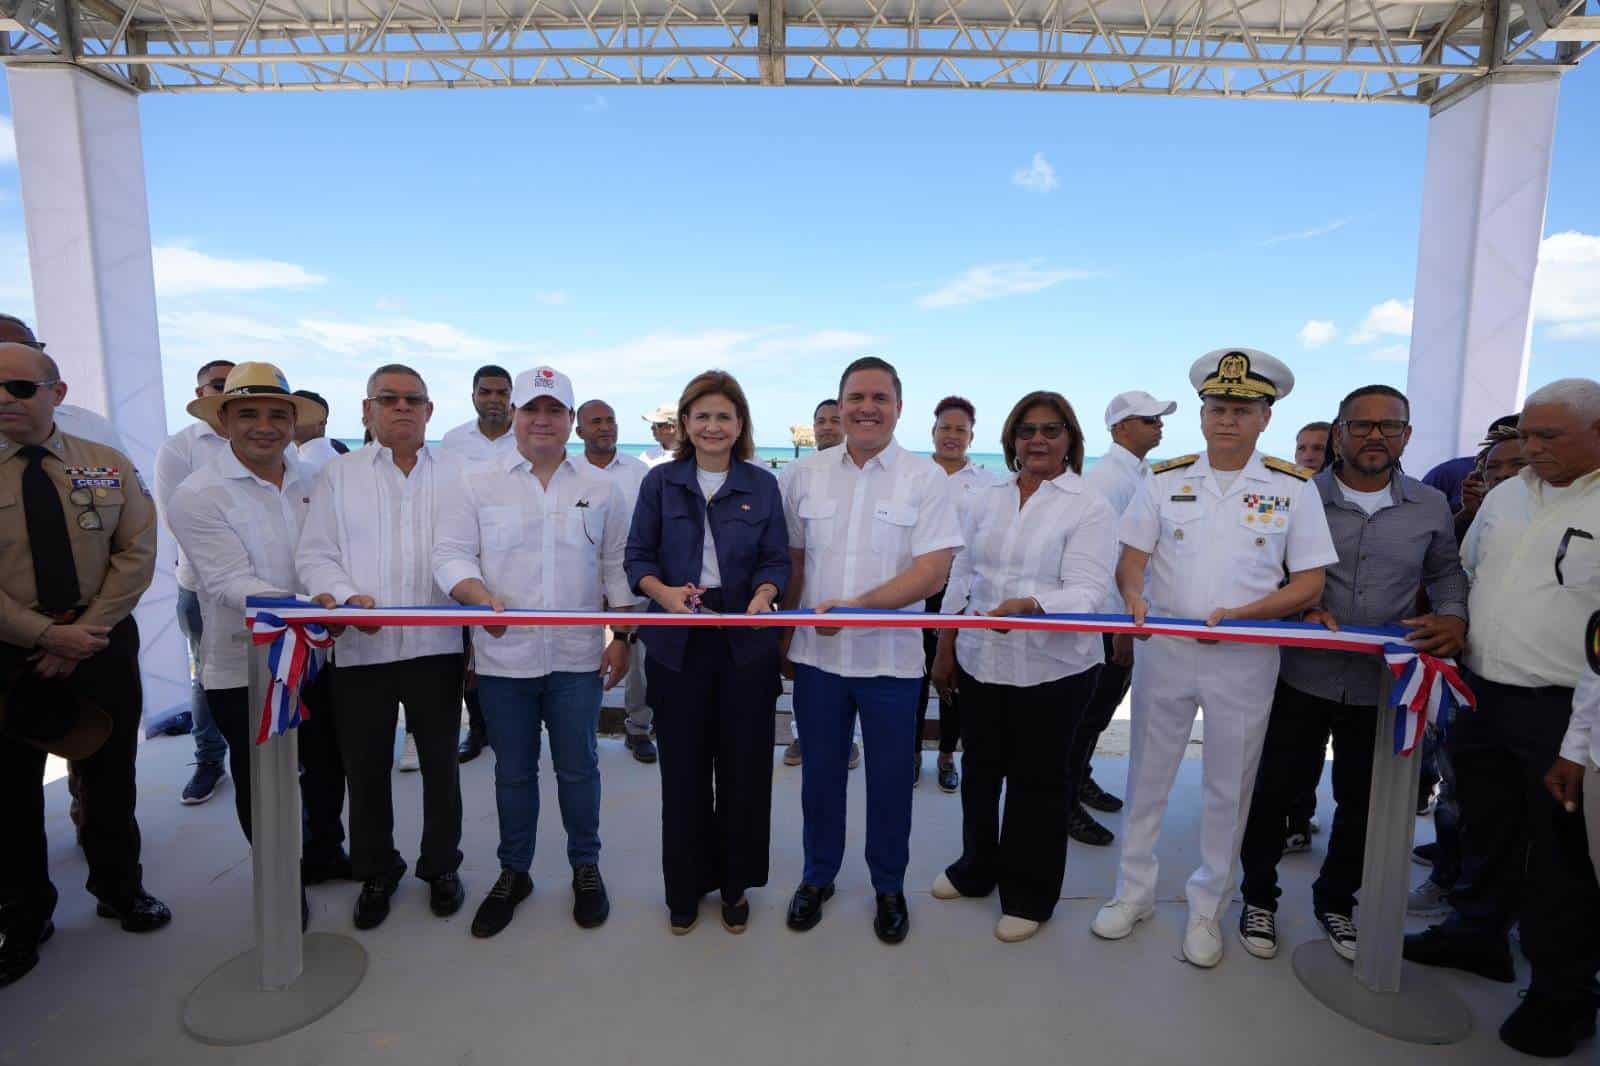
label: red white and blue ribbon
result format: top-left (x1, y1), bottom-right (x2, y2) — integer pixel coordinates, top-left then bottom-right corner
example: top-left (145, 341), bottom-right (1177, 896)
top-left (243, 597), bottom-right (1472, 754)
top-left (1384, 643), bottom-right (1476, 756)
top-left (248, 609), bottom-right (336, 744)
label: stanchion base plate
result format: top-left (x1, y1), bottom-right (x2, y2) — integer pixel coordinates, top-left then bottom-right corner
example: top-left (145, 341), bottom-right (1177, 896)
top-left (1293, 939), bottom-right (1472, 1045)
top-left (182, 932), bottom-right (368, 1046)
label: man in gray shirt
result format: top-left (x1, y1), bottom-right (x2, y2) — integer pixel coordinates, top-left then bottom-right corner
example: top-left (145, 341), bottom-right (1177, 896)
top-left (1235, 384), bottom-right (1467, 962)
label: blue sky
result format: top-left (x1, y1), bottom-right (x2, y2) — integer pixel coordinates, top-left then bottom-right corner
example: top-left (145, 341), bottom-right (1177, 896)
top-left (1, 66), bottom-right (1597, 459)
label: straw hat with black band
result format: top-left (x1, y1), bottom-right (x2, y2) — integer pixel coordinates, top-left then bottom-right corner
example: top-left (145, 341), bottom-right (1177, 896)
top-left (186, 362), bottom-right (326, 433)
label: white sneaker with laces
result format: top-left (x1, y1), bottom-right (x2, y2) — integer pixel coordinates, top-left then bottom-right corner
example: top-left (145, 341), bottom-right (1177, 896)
top-left (398, 732), bottom-right (420, 772)
top-left (1317, 910), bottom-right (1358, 961)
top-left (1090, 899), bottom-right (1153, 940)
top-left (931, 873), bottom-right (961, 901)
top-left (1183, 912), bottom-right (1224, 968)
top-left (1237, 904), bottom-right (1278, 959)
top-left (1406, 878), bottom-right (1450, 916)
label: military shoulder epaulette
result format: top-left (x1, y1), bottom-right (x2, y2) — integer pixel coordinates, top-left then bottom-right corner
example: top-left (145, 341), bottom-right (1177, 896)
top-left (1150, 454), bottom-right (1199, 475)
top-left (1263, 455), bottom-right (1315, 481)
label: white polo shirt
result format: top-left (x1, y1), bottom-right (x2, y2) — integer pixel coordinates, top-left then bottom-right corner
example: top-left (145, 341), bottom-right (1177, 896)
top-left (168, 447), bottom-right (318, 690)
top-left (296, 444), bottom-right (465, 668)
top-left (439, 418), bottom-right (518, 469)
top-left (942, 471), bottom-right (1117, 686)
top-left (782, 439), bottom-right (964, 678)
top-left (154, 420), bottom-right (232, 591)
top-left (433, 452), bottom-right (636, 679)
top-left (1082, 442), bottom-right (1149, 613)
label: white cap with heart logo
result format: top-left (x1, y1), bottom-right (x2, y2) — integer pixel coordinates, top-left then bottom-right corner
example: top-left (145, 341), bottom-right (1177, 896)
top-left (511, 366), bottom-right (576, 411)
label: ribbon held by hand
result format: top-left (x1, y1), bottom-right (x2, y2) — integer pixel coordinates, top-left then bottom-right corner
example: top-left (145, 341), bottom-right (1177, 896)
top-left (249, 610), bottom-right (335, 745)
top-left (1385, 644), bottom-right (1475, 756)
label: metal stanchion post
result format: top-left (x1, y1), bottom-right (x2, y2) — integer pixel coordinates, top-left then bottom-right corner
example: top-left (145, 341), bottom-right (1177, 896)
top-left (182, 641), bottom-right (368, 1046)
top-left (1293, 657), bottom-right (1472, 1043)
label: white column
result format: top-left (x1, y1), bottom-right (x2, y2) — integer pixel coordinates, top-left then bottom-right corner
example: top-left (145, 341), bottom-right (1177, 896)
top-left (7, 65), bottom-right (190, 727)
top-left (1405, 73), bottom-right (1561, 473)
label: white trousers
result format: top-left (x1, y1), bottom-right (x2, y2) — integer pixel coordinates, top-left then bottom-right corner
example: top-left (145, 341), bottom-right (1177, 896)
top-left (1112, 635), bottom-right (1281, 921)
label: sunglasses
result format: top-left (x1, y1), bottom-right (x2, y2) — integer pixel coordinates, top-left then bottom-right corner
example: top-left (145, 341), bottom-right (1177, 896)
top-left (201, 378), bottom-right (229, 392)
top-left (0, 378), bottom-right (59, 400)
top-left (367, 392), bottom-right (430, 407)
top-left (1015, 421), bottom-right (1069, 441)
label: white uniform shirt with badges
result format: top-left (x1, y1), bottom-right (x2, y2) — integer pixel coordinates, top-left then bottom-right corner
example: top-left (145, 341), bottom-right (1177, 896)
top-left (1118, 450), bottom-right (1338, 621)
top-left (433, 452), bottom-right (636, 680)
top-left (1082, 442), bottom-right (1148, 612)
top-left (154, 420), bottom-right (232, 591)
top-left (296, 444), bottom-right (465, 669)
top-left (167, 448), bottom-right (318, 690)
top-left (782, 440), bottom-right (964, 679)
top-left (942, 470), bottom-right (1117, 686)
top-left (438, 418), bottom-right (519, 469)
top-left (1461, 467), bottom-right (1600, 688)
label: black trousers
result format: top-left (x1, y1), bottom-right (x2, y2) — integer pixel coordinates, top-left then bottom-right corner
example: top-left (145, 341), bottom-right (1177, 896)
top-left (1445, 672), bottom-right (1599, 1001)
top-left (915, 589), bottom-right (960, 757)
top-left (333, 654), bottom-right (464, 881)
top-left (1065, 634), bottom-right (1130, 798)
top-left (1239, 681), bottom-right (1374, 915)
top-left (646, 619), bottom-right (780, 914)
top-left (0, 618), bottom-right (146, 919)
top-left (945, 663), bottom-right (1095, 922)
top-left (207, 671), bottom-right (347, 862)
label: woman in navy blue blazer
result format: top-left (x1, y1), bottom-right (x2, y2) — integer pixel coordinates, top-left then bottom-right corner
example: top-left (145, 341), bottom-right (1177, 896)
top-left (625, 370), bottom-right (791, 935)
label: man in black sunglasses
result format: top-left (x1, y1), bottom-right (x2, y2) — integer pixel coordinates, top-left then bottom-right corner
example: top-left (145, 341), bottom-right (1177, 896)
top-left (0, 341), bottom-right (172, 988)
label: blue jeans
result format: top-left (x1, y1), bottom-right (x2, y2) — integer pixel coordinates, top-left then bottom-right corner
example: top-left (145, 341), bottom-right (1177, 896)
top-left (177, 586), bottom-right (226, 765)
top-left (792, 664), bottom-right (919, 894)
top-left (477, 671), bottom-right (604, 873)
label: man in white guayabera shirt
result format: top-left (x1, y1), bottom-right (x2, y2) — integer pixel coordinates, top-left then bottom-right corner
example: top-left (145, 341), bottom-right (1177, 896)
top-left (434, 365), bottom-right (636, 940)
top-left (297, 364), bottom-right (469, 932)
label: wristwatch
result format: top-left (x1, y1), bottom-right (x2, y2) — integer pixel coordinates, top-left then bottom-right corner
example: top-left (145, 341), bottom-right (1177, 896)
top-left (625, 632), bottom-right (642, 646)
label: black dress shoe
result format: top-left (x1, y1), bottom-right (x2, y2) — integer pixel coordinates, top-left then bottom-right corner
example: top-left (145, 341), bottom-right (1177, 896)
top-left (874, 892), bottom-right (910, 945)
top-left (1069, 804), bottom-right (1115, 846)
top-left (471, 870), bottom-right (533, 938)
top-left (95, 892), bottom-right (172, 933)
top-left (1080, 776), bottom-right (1124, 813)
top-left (572, 865), bottom-right (610, 929)
top-left (302, 849), bottom-right (354, 885)
top-left (354, 862), bottom-right (408, 931)
top-left (430, 873), bottom-right (466, 917)
top-left (1402, 926), bottom-right (1515, 983)
top-left (937, 760), bottom-right (960, 794)
top-left (720, 897), bottom-right (750, 934)
top-left (458, 729), bottom-right (487, 764)
top-left (786, 883), bottom-right (835, 931)
top-left (1500, 991), bottom-right (1597, 1058)
top-left (0, 919), bottom-right (53, 988)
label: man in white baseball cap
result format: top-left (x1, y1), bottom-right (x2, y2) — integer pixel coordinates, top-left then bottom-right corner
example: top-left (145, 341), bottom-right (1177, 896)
top-left (1073, 390), bottom-right (1178, 849)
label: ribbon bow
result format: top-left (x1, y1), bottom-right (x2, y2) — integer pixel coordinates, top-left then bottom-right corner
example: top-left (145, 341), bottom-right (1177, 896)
top-left (249, 611), bottom-right (335, 745)
top-left (1384, 644), bottom-right (1476, 756)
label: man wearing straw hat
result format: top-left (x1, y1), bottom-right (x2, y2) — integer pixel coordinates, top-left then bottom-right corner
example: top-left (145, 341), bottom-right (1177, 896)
top-left (0, 341), bottom-right (170, 987)
top-left (168, 362), bottom-right (351, 893)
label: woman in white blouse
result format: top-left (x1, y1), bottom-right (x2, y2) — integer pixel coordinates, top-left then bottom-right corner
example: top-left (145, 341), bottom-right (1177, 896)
top-left (929, 390), bottom-right (1117, 942)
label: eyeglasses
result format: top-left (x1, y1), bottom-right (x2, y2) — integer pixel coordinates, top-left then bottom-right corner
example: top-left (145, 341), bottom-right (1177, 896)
top-left (68, 487), bottom-right (104, 531)
top-left (367, 392), bottom-right (430, 407)
top-left (0, 378), bottom-right (59, 400)
top-left (201, 378), bottom-right (229, 392)
top-left (1340, 419), bottom-right (1409, 439)
top-left (1015, 421), bottom-right (1068, 441)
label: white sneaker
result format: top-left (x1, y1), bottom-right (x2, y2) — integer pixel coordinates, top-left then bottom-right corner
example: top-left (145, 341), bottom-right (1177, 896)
top-left (1091, 899), bottom-right (1153, 940)
top-left (931, 873), bottom-right (961, 901)
top-left (398, 732), bottom-right (420, 772)
top-left (1406, 878), bottom-right (1450, 916)
top-left (995, 915), bottom-right (1041, 943)
top-left (1237, 904), bottom-right (1278, 959)
top-left (1183, 912), bottom-right (1224, 968)
top-left (1316, 910), bottom-right (1358, 962)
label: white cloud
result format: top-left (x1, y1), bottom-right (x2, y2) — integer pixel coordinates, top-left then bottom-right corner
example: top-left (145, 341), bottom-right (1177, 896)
top-left (1349, 298), bottom-right (1414, 344)
top-left (1010, 153), bottom-right (1059, 194)
top-left (1263, 218), bottom-right (1351, 246)
top-left (918, 261), bottom-right (1090, 310)
top-left (533, 290), bottom-right (571, 306)
top-left (0, 117), bottom-right (15, 167)
top-left (1535, 231), bottom-right (1600, 339)
top-left (1298, 320), bottom-right (1337, 349)
top-left (153, 245), bottom-right (326, 297)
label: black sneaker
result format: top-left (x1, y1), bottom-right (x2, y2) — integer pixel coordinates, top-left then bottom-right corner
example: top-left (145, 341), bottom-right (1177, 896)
top-left (1238, 903), bottom-right (1278, 959)
top-left (937, 759), bottom-right (959, 794)
top-left (1411, 841), bottom-right (1439, 867)
top-left (1403, 925), bottom-right (1515, 983)
top-left (720, 897), bottom-right (750, 935)
top-left (1316, 909), bottom-right (1358, 961)
top-left (0, 918), bottom-right (53, 988)
top-left (572, 865), bottom-right (610, 929)
top-left (180, 761), bottom-right (226, 805)
top-left (1080, 776), bottom-right (1124, 813)
top-left (471, 870), bottom-right (533, 939)
top-left (625, 735), bottom-right (658, 764)
top-left (1068, 805), bottom-right (1114, 846)
top-left (353, 862), bottom-right (407, 931)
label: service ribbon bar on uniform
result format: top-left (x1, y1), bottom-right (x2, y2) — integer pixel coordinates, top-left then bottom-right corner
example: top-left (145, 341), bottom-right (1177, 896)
top-left (1384, 644), bottom-right (1476, 756)
top-left (248, 609), bottom-right (335, 744)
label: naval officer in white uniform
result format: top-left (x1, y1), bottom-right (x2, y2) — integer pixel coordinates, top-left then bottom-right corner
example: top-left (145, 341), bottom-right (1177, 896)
top-left (1090, 348), bottom-right (1338, 968)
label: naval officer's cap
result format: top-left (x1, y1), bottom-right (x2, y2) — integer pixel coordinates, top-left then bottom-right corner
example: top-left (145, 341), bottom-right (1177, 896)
top-left (1189, 348), bottom-right (1294, 405)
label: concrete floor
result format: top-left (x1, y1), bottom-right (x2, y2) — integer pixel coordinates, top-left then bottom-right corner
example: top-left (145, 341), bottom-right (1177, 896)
top-left (3, 730), bottom-right (1537, 1066)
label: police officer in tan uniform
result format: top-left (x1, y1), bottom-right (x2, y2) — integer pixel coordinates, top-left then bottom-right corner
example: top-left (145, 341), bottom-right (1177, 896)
top-left (0, 341), bottom-right (171, 988)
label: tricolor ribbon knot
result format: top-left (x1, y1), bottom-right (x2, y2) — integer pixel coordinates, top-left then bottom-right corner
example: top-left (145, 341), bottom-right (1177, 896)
top-left (1384, 644), bottom-right (1476, 756)
top-left (249, 611), bottom-right (335, 745)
